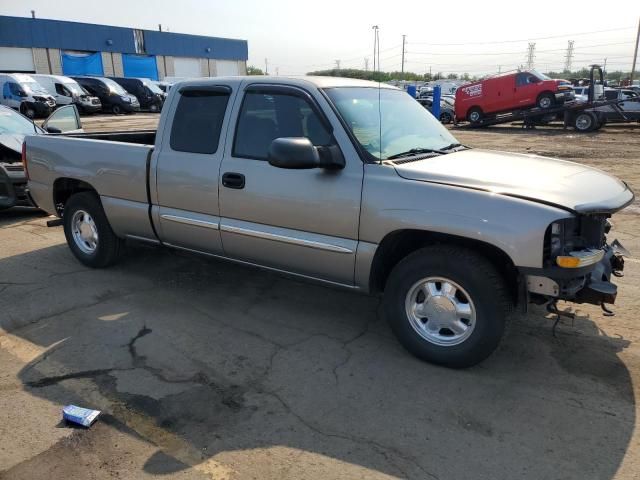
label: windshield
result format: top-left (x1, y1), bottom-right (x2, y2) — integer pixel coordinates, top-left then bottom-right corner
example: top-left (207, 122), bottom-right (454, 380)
top-left (325, 87), bottom-right (458, 160)
top-left (144, 80), bottom-right (164, 94)
top-left (23, 81), bottom-right (49, 95)
top-left (0, 107), bottom-right (42, 135)
top-left (101, 78), bottom-right (128, 95)
top-left (531, 70), bottom-right (551, 81)
top-left (64, 81), bottom-right (86, 96)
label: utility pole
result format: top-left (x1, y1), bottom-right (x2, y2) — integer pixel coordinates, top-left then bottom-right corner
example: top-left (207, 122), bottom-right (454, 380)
top-left (631, 16), bottom-right (640, 83)
top-left (401, 35), bottom-right (406, 74)
top-left (275, 67), bottom-right (279, 76)
top-left (364, 58), bottom-right (369, 71)
top-left (498, 65), bottom-right (501, 73)
top-left (372, 26), bottom-right (379, 72)
top-left (563, 40), bottom-right (574, 73)
top-left (334, 59), bottom-right (341, 70)
top-left (264, 58), bottom-right (269, 75)
top-left (526, 43), bottom-right (536, 70)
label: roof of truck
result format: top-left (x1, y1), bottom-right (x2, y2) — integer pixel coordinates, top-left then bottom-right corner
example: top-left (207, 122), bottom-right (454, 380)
top-left (176, 75), bottom-right (399, 90)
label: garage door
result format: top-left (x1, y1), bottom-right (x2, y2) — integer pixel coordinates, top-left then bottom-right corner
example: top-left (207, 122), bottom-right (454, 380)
top-left (61, 51), bottom-right (104, 76)
top-left (0, 47), bottom-right (35, 73)
top-left (122, 54), bottom-right (158, 80)
top-left (173, 57), bottom-right (202, 78)
top-left (216, 60), bottom-right (239, 76)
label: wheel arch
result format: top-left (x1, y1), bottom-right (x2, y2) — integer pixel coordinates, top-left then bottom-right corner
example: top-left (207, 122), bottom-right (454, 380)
top-left (52, 177), bottom-right (99, 216)
top-left (368, 229), bottom-right (519, 303)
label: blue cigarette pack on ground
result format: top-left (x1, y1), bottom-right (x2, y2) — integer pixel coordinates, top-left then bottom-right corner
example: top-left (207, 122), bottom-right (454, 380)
top-left (62, 405), bottom-right (101, 427)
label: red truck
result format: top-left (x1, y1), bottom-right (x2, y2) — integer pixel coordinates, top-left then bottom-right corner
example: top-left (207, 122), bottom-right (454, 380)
top-left (455, 70), bottom-right (575, 123)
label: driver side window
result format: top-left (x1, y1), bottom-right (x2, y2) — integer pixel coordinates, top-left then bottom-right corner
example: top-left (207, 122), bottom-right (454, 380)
top-left (55, 83), bottom-right (71, 96)
top-left (233, 91), bottom-right (333, 160)
top-left (8, 82), bottom-right (22, 95)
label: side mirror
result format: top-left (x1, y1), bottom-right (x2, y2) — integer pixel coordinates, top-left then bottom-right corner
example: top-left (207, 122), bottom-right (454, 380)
top-left (268, 137), bottom-right (345, 170)
top-left (19, 91), bottom-right (28, 97)
top-left (45, 126), bottom-right (62, 134)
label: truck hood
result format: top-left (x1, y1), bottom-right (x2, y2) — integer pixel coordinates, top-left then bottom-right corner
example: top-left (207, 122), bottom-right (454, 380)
top-left (392, 149), bottom-right (634, 214)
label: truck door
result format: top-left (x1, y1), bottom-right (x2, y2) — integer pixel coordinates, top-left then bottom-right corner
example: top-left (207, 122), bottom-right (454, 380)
top-left (153, 85), bottom-right (233, 253)
top-left (218, 83), bottom-right (363, 285)
top-left (513, 72), bottom-right (538, 107)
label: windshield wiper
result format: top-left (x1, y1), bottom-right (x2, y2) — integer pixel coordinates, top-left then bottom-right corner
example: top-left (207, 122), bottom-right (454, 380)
top-left (439, 143), bottom-right (468, 151)
top-left (387, 148), bottom-right (446, 160)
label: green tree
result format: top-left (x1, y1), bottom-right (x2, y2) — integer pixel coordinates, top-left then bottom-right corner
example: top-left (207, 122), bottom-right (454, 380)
top-left (247, 65), bottom-right (264, 75)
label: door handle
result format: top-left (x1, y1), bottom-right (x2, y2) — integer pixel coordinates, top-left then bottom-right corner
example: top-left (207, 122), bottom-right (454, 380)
top-left (222, 172), bottom-right (245, 189)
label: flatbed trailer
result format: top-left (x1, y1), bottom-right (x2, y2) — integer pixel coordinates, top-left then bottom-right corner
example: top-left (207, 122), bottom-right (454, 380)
top-left (454, 65), bottom-right (639, 133)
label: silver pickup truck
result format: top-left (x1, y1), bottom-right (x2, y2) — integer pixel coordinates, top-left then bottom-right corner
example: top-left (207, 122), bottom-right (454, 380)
top-left (24, 76), bottom-right (634, 368)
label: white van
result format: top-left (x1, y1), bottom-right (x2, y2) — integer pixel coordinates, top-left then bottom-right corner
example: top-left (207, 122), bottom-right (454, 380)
top-left (31, 74), bottom-right (101, 114)
top-left (0, 73), bottom-right (56, 118)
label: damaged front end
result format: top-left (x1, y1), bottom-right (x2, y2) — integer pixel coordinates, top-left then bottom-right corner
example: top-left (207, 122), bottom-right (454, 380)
top-left (524, 214), bottom-right (629, 313)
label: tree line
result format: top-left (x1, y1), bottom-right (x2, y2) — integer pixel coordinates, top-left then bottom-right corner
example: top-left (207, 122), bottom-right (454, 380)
top-left (247, 65), bottom-right (635, 84)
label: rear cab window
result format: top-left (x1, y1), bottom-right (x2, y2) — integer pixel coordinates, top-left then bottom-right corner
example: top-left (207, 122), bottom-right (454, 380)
top-left (170, 88), bottom-right (231, 154)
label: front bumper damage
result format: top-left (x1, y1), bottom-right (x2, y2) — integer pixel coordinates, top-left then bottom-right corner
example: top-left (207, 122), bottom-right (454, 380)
top-left (524, 241), bottom-right (628, 309)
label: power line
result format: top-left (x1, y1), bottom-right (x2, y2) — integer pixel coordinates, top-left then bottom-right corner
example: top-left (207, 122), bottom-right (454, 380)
top-left (408, 26), bottom-right (636, 46)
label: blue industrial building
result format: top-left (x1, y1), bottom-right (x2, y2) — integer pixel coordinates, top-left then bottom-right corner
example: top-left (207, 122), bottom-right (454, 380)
top-left (0, 15), bottom-right (249, 79)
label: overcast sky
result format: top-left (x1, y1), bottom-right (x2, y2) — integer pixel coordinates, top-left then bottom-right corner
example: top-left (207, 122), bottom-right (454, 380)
top-left (2, 0), bottom-right (638, 75)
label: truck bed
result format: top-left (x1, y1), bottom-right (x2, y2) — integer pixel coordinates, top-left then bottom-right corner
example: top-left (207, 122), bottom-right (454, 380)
top-left (25, 134), bottom-right (155, 240)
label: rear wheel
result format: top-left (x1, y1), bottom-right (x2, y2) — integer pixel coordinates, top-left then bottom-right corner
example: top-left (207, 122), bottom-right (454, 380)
top-left (574, 112), bottom-right (597, 132)
top-left (63, 192), bottom-right (123, 268)
top-left (537, 93), bottom-right (555, 109)
top-left (112, 104), bottom-right (123, 115)
top-left (383, 246), bottom-right (510, 368)
top-left (467, 107), bottom-right (483, 124)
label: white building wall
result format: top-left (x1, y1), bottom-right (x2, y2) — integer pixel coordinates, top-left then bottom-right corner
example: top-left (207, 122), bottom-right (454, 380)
top-left (32, 48), bottom-right (50, 74)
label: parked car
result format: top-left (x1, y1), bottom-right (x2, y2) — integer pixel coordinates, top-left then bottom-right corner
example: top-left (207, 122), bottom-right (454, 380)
top-left (572, 86), bottom-right (589, 103)
top-left (71, 76), bottom-right (140, 114)
top-left (151, 80), bottom-right (173, 94)
top-left (455, 70), bottom-right (575, 123)
top-left (594, 88), bottom-right (640, 123)
top-left (31, 74), bottom-right (101, 114)
top-left (417, 97), bottom-right (455, 123)
top-left (25, 77), bottom-right (632, 368)
top-left (0, 104), bottom-right (82, 210)
top-left (0, 73), bottom-right (56, 119)
top-left (109, 77), bottom-right (165, 112)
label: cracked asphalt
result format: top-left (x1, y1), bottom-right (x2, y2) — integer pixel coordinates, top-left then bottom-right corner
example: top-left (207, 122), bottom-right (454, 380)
top-left (1, 115), bottom-right (639, 479)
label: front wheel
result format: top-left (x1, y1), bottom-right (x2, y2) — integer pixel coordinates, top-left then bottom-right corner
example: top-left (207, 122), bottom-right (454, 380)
top-left (537, 93), bottom-right (555, 109)
top-left (20, 103), bottom-right (36, 119)
top-left (63, 192), bottom-right (123, 268)
top-left (439, 111), bottom-right (453, 124)
top-left (383, 246), bottom-right (510, 368)
top-left (112, 104), bottom-right (123, 115)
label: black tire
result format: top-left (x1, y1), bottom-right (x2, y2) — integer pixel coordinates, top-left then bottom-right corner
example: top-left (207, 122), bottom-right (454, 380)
top-left (112, 104), bottom-right (123, 115)
top-left (383, 246), bottom-right (510, 368)
top-left (63, 192), bottom-right (123, 268)
top-left (467, 107), bottom-right (483, 124)
top-left (573, 112), bottom-right (596, 132)
top-left (537, 93), bottom-right (555, 109)
top-left (439, 111), bottom-right (453, 124)
top-left (20, 103), bottom-right (35, 119)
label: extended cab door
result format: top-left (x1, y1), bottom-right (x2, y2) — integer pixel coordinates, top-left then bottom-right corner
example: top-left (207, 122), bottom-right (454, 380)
top-left (217, 82), bottom-right (363, 285)
top-left (153, 84), bottom-right (234, 253)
